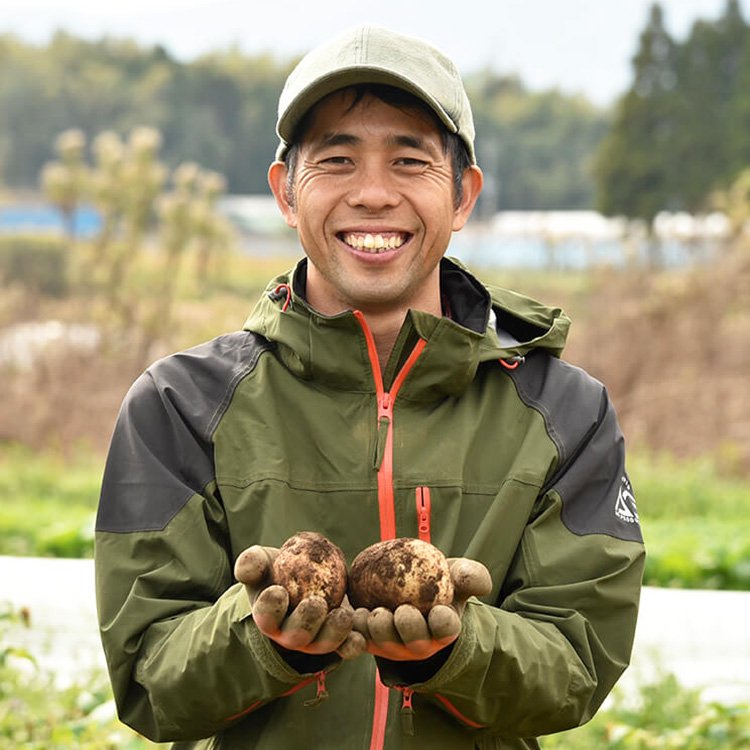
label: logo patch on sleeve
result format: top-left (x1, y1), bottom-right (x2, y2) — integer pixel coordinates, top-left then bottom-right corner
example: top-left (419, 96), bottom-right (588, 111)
top-left (615, 475), bottom-right (639, 524)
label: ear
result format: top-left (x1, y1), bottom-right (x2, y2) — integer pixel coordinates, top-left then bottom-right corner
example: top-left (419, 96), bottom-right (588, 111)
top-left (268, 160), bottom-right (297, 229)
top-left (452, 165), bottom-right (484, 232)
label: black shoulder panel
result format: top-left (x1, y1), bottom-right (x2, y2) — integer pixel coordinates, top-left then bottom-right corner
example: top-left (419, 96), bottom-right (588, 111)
top-left (506, 352), bottom-right (642, 542)
top-left (96, 331), bottom-right (272, 533)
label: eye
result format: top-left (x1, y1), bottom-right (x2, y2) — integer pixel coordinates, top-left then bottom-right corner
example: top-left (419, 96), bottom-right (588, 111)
top-left (320, 156), bottom-right (352, 166)
top-left (395, 157), bottom-right (428, 168)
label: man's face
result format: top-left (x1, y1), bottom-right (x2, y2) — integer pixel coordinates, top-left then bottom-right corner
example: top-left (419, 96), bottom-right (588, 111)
top-left (269, 90), bottom-right (482, 318)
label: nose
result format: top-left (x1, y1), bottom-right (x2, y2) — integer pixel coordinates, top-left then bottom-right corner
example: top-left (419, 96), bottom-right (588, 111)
top-left (345, 161), bottom-right (401, 211)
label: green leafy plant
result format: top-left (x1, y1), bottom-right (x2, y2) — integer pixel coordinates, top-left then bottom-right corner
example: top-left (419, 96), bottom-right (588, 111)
top-left (0, 602), bottom-right (159, 748)
top-left (542, 672), bottom-right (750, 749)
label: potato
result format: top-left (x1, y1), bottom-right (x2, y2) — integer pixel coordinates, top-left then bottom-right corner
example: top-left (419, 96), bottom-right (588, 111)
top-left (271, 531), bottom-right (348, 611)
top-left (348, 538), bottom-right (454, 616)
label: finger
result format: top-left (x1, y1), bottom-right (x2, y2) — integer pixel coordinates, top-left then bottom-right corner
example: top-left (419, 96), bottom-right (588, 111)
top-left (448, 558), bottom-right (492, 604)
top-left (427, 604), bottom-right (461, 645)
top-left (394, 604), bottom-right (432, 658)
top-left (234, 545), bottom-right (278, 587)
top-left (307, 607), bottom-right (353, 654)
top-left (337, 630), bottom-right (367, 660)
top-left (279, 596), bottom-right (328, 650)
top-left (252, 584), bottom-right (289, 636)
top-left (367, 607), bottom-right (401, 645)
top-left (352, 607), bottom-right (371, 640)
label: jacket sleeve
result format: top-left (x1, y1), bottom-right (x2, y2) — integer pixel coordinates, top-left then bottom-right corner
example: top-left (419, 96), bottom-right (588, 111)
top-left (94, 351), bottom-right (315, 743)
top-left (381, 382), bottom-right (645, 738)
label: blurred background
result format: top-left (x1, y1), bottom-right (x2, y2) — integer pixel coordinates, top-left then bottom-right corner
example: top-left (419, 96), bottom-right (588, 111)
top-left (1, 1), bottom-right (749, 747)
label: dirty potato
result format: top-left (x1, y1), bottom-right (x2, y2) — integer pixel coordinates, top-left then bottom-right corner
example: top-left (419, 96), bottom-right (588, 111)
top-left (272, 531), bottom-right (348, 611)
top-left (348, 538), bottom-right (454, 616)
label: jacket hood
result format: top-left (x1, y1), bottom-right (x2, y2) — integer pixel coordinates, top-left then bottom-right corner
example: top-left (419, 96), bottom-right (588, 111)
top-left (243, 257), bottom-right (570, 398)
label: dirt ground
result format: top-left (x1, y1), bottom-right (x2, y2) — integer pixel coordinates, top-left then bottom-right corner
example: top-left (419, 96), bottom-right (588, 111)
top-left (1, 246), bottom-right (749, 473)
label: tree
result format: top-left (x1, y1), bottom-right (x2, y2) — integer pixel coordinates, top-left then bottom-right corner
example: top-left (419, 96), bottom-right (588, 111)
top-left (40, 129), bottom-right (89, 240)
top-left (593, 3), bottom-right (680, 224)
top-left (39, 126), bottom-right (232, 366)
top-left (595, 1), bottom-right (750, 223)
top-left (672, 0), bottom-right (749, 210)
top-left (468, 72), bottom-right (609, 212)
top-left (1, 31), bottom-right (606, 206)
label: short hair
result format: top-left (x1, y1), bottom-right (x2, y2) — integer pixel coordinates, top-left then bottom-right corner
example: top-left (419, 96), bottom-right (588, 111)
top-left (283, 84), bottom-right (472, 209)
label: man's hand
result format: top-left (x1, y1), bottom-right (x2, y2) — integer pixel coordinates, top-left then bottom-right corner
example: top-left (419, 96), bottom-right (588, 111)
top-left (234, 544), bottom-right (365, 660)
top-left (351, 557), bottom-right (492, 661)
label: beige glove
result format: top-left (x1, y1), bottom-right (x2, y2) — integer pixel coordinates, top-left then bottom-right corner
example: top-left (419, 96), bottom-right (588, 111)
top-left (234, 544), bottom-right (365, 660)
top-left (351, 558), bottom-right (492, 661)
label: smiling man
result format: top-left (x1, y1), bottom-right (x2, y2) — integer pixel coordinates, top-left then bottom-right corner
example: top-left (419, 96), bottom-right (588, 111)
top-left (95, 25), bottom-right (645, 750)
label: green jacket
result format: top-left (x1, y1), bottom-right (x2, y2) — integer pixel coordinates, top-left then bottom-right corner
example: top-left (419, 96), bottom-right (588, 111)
top-left (95, 258), bottom-right (645, 749)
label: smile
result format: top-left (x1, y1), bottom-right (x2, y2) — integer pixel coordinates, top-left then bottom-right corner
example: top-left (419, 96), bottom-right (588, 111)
top-left (339, 232), bottom-right (410, 253)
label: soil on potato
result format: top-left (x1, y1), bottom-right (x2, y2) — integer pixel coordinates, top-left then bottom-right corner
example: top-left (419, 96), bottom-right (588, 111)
top-left (349, 538), bottom-right (449, 613)
top-left (273, 532), bottom-right (347, 611)
top-left (282, 531), bottom-right (339, 564)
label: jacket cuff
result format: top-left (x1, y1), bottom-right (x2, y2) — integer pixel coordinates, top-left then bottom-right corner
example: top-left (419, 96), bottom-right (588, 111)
top-left (235, 585), bottom-right (337, 682)
top-left (413, 599), bottom-right (480, 690)
top-left (232, 586), bottom-right (306, 685)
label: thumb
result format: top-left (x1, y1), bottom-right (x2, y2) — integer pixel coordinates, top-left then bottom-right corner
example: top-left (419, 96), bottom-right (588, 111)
top-left (447, 558), bottom-right (492, 610)
top-left (234, 545), bottom-right (280, 595)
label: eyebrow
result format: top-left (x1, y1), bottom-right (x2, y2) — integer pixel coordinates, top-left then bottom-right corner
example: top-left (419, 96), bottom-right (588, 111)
top-left (387, 134), bottom-right (428, 151)
top-left (314, 132), bottom-right (435, 153)
top-left (317, 133), bottom-right (360, 148)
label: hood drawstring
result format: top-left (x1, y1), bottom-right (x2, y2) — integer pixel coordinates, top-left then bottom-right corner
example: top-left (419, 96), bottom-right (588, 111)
top-left (499, 355), bottom-right (525, 370)
top-left (268, 283), bottom-right (292, 312)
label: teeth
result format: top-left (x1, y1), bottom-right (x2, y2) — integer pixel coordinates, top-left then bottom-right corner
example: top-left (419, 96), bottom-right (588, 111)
top-left (342, 232), bottom-right (407, 252)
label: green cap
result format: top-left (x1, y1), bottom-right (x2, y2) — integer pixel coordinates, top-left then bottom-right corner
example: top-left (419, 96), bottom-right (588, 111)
top-left (275, 25), bottom-right (476, 163)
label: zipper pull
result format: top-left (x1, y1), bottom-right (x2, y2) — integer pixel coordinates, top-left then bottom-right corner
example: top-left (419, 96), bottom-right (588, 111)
top-left (415, 487), bottom-right (431, 543)
top-left (372, 415), bottom-right (390, 470)
top-left (303, 671), bottom-right (329, 707)
top-left (372, 392), bottom-right (392, 471)
top-left (400, 687), bottom-right (415, 735)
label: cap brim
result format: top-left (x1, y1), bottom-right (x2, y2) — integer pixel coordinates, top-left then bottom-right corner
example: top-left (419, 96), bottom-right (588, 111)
top-left (276, 66), bottom-right (458, 159)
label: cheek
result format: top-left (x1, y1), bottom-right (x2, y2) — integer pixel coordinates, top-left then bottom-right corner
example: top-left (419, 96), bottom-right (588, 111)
top-left (420, 201), bottom-right (458, 235)
top-left (294, 174), bottom-right (341, 218)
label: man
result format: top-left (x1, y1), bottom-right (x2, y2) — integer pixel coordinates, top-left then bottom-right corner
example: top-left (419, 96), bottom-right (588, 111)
top-left (95, 25), bottom-right (645, 749)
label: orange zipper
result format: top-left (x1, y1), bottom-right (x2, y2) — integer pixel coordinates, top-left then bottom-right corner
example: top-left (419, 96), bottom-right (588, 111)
top-left (398, 686), bottom-right (415, 735)
top-left (224, 671), bottom-right (320, 722)
top-left (353, 310), bottom-right (427, 750)
top-left (415, 487), bottom-right (431, 543)
top-left (353, 311), bottom-right (426, 541)
top-left (434, 693), bottom-right (486, 729)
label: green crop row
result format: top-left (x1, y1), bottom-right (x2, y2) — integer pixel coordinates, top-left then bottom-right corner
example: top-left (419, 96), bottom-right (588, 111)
top-left (0, 446), bottom-right (100, 558)
top-left (642, 518), bottom-right (750, 590)
top-left (628, 453), bottom-right (750, 522)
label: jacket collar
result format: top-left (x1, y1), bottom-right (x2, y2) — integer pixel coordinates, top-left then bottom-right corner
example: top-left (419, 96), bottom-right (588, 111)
top-left (243, 257), bottom-right (569, 399)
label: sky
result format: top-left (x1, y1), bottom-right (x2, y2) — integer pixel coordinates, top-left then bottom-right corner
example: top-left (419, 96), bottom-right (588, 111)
top-left (0, 0), bottom-right (745, 106)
